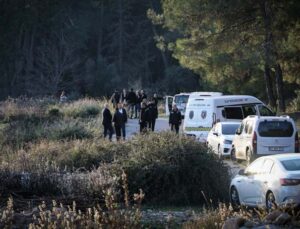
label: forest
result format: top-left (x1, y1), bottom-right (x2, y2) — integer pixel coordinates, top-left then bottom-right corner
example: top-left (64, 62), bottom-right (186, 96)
top-left (1, 0), bottom-right (300, 111)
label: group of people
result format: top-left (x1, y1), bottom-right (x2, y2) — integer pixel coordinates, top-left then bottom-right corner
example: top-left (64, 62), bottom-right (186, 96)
top-left (103, 88), bottom-right (183, 141)
top-left (103, 89), bottom-right (159, 141)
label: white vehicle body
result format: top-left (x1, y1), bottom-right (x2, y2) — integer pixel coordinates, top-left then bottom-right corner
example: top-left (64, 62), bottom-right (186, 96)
top-left (232, 115), bottom-right (299, 163)
top-left (230, 154), bottom-right (300, 209)
top-left (165, 92), bottom-right (223, 116)
top-left (183, 95), bottom-right (274, 142)
top-left (207, 122), bottom-right (241, 157)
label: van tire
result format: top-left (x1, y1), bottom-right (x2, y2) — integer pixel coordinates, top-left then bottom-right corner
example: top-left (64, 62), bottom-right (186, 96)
top-left (246, 149), bottom-right (254, 165)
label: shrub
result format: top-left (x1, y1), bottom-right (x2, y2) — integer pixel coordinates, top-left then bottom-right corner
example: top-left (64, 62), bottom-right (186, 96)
top-left (61, 99), bottom-right (102, 118)
top-left (119, 132), bottom-right (230, 206)
top-left (47, 106), bottom-right (61, 117)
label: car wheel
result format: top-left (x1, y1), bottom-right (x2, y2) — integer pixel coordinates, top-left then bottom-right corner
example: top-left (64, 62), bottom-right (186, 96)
top-left (230, 186), bottom-right (240, 210)
top-left (231, 147), bottom-right (236, 161)
top-left (218, 145), bottom-right (223, 159)
top-left (246, 149), bottom-right (253, 165)
top-left (266, 192), bottom-right (276, 211)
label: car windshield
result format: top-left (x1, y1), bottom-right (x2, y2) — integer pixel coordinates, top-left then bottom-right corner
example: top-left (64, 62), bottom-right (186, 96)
top-left (258, 121), bottom-right (294, 137)
top-left (281, 159), bottom-right (300, 171)
top-left (222, 124), bottom-right (240, 135)
top-left (174, 95), bottom-right (189, 104)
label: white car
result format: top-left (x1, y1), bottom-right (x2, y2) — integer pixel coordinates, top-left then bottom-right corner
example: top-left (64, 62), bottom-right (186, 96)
top-left (230, 154), bottom-right (300, 209)
top-left (231, 115), bottom-right (299, 163)
top-left (207, 122), bottom-right (241, 157)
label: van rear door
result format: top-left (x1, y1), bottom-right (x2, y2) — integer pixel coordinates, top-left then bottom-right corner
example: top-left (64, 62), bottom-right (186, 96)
top-left (257, 120), bottom-right (295, 154)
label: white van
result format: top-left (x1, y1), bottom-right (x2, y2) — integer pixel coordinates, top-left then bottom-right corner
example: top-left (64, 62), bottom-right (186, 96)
top-left (165, 92), bottom-right (223, 116)
top-left (231, 115), bottom-right (299, 164)
top-left (183, 95), bottom-right (274, 142)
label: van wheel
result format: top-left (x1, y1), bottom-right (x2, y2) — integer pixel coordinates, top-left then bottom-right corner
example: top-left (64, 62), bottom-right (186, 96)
top-left (246, 149), bottom-right (254, 165)
top-left (231, 148), bottom-right (236, 162)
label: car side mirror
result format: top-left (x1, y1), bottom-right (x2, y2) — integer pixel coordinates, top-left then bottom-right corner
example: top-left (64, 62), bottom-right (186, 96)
top-left (235, 129), bottom-right (241, 135)
top-left (238, 169), bottom-right (245, 175)
top-left (213, 132), bottom-right (218, 136)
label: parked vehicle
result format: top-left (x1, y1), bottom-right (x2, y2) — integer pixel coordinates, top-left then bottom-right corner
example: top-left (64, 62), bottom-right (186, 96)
top-left (165, 92), bottom-right (222, 117)
top-left (183, 95), bottom-right (274, 142)
top-left (231, 115), bottom-right (299, 163)
top-left (207, 122), bottom-right (241, 158)
top-left (230, 154), bottom-right (300, 209)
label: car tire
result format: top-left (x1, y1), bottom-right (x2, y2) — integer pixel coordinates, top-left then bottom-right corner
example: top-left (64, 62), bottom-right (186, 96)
top-left (231, 147), bottom-right (236, 162)
top-left (246, 149), bottom-right (254, 165)
top-left (230, 186), bottom-right (240, 210)
top-left (266, 191), bottom-right (276, 211)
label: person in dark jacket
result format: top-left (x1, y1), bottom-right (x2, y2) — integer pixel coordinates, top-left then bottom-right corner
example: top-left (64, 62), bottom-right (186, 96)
top-left (113, 103), bottom-right (127, 141)
top-left (169, 104), bottom-right (182, 134)
top-left (135, 90), bottom-right (142, 119)
top-left (120, 88), bottom-right (128, 104)
top-left (146, 99), bottom-right (158, 131)
top-left (139, 102), bottom-right (148, 133)
top-left (102, 103), bottom-right (114, 141)
top-left (111, 89), bottom-right (121, 109)
top-left (127, 88), bottom-right (137, 119)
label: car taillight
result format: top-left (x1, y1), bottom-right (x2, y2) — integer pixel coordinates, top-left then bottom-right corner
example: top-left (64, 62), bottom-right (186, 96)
top-left (295, 132), bottom-right (299, 153)
top-left (252, 131), bottom-right (257, 154)
top-left (280, 178), bottom-right (300, 186)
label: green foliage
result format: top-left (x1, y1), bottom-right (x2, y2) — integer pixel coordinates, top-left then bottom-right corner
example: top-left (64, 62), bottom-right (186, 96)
top-left (288, 90), bottom-right (300, 112)
top-left (120, 132), bottom-right (230, 205)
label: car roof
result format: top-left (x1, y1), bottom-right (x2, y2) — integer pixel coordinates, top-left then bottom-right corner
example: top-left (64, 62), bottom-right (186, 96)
top-left (218, 121), bottom-right (241, 125)
top-left (262, 153), bottom-right (300, 161)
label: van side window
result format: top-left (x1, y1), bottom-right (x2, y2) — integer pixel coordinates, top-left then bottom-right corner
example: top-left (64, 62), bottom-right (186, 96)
top-left (258, 105), bottom-right (274, 116)
top-left (243, 105), bottom-right (256, 117)
top-left (224, 107), bottom-right (243, 119)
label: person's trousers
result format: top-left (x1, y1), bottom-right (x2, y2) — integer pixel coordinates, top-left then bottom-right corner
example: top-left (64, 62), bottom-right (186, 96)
top-left (140, 121), bottom-right (147, 133)
top-left (171, 124), bottom-right (180, 134)
top-left (135, 104), bottom-right (141, 118)
top-left (115, 124), bottom-right (126, 140)
top-left (103, 123), bottom-right (114, 140)
top-left (148, 119), bottom-right (156, 131)
top-left (128, 104), bottom-right (135, 118)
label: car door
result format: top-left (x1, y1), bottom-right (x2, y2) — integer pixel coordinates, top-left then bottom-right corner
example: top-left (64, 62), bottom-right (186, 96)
top-left (208, 124), bottom-right (218, 153)
top-left (238, 158), bottom-right (264, 206)
top-left (235, 121), bottom-right (245, 158)
top-left (165, 96), bottom-right (174, 116)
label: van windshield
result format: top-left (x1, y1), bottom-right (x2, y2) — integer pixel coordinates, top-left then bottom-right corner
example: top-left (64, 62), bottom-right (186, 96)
top-left (174, 95), bottom-right (189, 104)
top-left (258, 105), bottom-right (274, 116)
top-left (258, 121), bottom-right (294, 137)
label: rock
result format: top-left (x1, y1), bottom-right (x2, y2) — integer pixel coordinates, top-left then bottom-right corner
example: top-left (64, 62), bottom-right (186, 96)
top-left (273, 212), bottom-right (291, 225)
top-left (264, 210), bottom-right (282, 223)
top-left (222, 217), bottom-right (245, 229)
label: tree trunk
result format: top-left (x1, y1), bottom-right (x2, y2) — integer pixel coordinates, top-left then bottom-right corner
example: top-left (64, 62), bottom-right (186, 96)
top-left (264, 64), bottom-right (276, 108)
top-left (275, 63), bottom-right (285, 112)
top-left (260, 1), bottom-right (276, 108)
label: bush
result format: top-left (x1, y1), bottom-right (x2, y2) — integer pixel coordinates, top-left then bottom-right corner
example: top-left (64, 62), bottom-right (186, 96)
top-left (61, 99), bottom-right (101, 118)
top-left (119, 132), bottom-right (230, 206)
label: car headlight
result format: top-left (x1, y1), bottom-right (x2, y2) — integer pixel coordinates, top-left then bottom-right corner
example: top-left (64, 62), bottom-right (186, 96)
top-left (223, 140), bottom-right (232, 144)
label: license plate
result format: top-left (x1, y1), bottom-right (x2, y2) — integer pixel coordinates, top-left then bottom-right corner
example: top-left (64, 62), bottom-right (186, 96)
top-left (269, 146), bottom-right (284, 151)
